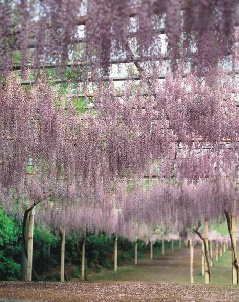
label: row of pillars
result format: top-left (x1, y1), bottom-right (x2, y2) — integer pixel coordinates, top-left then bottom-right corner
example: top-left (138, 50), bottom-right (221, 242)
top-left (25, 212), bottom-right (237, 285)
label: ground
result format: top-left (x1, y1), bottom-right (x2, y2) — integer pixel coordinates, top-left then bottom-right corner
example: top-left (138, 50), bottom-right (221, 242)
top-left (0, 244), bottom-right (238, 301)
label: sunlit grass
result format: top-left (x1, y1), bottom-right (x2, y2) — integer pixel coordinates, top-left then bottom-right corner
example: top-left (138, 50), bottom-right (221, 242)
top-left (88, 243), bottom-right (234, 286)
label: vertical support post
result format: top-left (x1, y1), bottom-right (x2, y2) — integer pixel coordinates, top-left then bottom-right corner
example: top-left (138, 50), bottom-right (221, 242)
top-left (190, 239), bottom-right (194, 284)
top-left (82, 236), bottom-right (86, 281)
top-left (114, 235), bottom-right (118, 271)
top-left (202, 241), bottom-right (205, 276)
top-left (60, 227), bottom-right (65, 282)
top-left (215, 241), bottom-right (219, 261)
top-left (134, 237), bottom-right (138, 265)
top-left (162, 238), bottom-right (165, 255)
top-left (27, 207), bottom-right (35, 282)
top-left (179, 239), bottom-right (182, 249)
top-left (150, 241), bottom-right (153, 260)
top-left (219, 243), bottom-right (223, 257)
top-left (223, 242), bottom-right (226, 253)
top-left (171, 239), bottom-right (174, 252)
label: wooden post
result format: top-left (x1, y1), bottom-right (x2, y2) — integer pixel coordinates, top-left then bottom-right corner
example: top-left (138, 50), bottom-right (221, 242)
top-left (204, 220), bottom-right (210, 284)
top-left (190, 239), bottom-right (194, 284)
top-left (60, 228), bottom-right (65, 282)
top-left (150, 241), bottom-right (153, 260)
top-left (162, 238), bottom-right (165, 255)
top-left (223, 242), bottom-right (226, 253)
top-left (215, 241), bottom-right (219, 261)
top-left (219, 243), bottom-right (223, 257)
top-left (202, 241), bottom-right (205, 276)
top-left (134, 238), bottom-right (138, 265)
top-left (114, 235), bottom-right (118, 271)
top-left (171, 239), bottom-right (174, 252)
top-left (231, 212), bottom-right (238, 284)
top-left (27, 207), bottom-right (35, 282)
top-left (82, 236), bottom-right (86, 281)
top-left (179, 239), bottom-right (182, 249)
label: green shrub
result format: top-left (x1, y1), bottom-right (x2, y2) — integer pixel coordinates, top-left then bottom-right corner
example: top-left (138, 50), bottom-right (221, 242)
top-left (0, 206), bottom-right (21, 280)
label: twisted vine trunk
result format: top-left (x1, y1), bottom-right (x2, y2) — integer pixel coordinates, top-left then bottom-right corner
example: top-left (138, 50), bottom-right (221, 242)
top-left (193, 221), bottom-right (210, 284)
top-left (209, 241), bottom-right (213, 267)
top-left (20, 210), bottom-right (29, 281)
top-left (20, 195), bottom-right (50, 281)
top-left (20, 202), bottom-right (39, 281)
top-left (204, 221), bottom-right (210, 284)
top-left (224, 210), bottom-right (238, 284)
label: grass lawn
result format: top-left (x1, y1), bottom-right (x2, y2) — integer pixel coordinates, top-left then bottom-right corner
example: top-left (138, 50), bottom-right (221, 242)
top-left (88, 242), bottom-right (233, 285)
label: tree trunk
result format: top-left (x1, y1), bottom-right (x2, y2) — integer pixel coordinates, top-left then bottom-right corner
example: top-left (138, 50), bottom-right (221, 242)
top-left (204, 220), bottom-right (210, 284)
top-left (114, 235), bottom-right (118, 272)
top-left (179, 239), bottom-right (182, 249)
top-left (193, 221), bottom-right (210, 283)
top-left (82, 236), bottom-right (86, 281)
top-left (209, 241), bottom-right (213, 267)
top-left (190, 239), bottom-right (194, 284)
top-left (171, 240), bottom-right (174, 252)
top-left (27, 207), bottom-right (35, 282)
top-left (225, 210), bottom-right (238, 284)
top-left (60, 228), bottom-right (65, 282)
top-left (231, 212), bottom-right (238, 284)
top-left (150, 241), bottom-right (153, 260)
top-left (134, 238), bottom-right (138, 265)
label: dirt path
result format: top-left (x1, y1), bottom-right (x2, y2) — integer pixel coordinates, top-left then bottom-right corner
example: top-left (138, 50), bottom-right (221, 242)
top-left (1, 281), bottom-right (239, 302)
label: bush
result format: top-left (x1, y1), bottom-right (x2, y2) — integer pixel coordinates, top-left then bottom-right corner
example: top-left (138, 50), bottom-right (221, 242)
top-left (0, 207), bottom-right (21, 280)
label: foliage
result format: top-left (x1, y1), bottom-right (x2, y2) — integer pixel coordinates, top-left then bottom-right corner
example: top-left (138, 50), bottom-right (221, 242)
top-left (211, 221), bottom-right (229, 236)
top-left (33, 231), bottom-right (149, 279)
top-left (0, 1), bottom-right (239, 283)
top-left (33, 226), bottom-right (60, 277)
top-left (1, 1), bottom-right (238, 78)
top-left (0, 206), bottom-right (21, 281)
top-left (85, 234), bottom-right (113, 269)
top-left (64, 233), bottom-right (114, 273)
